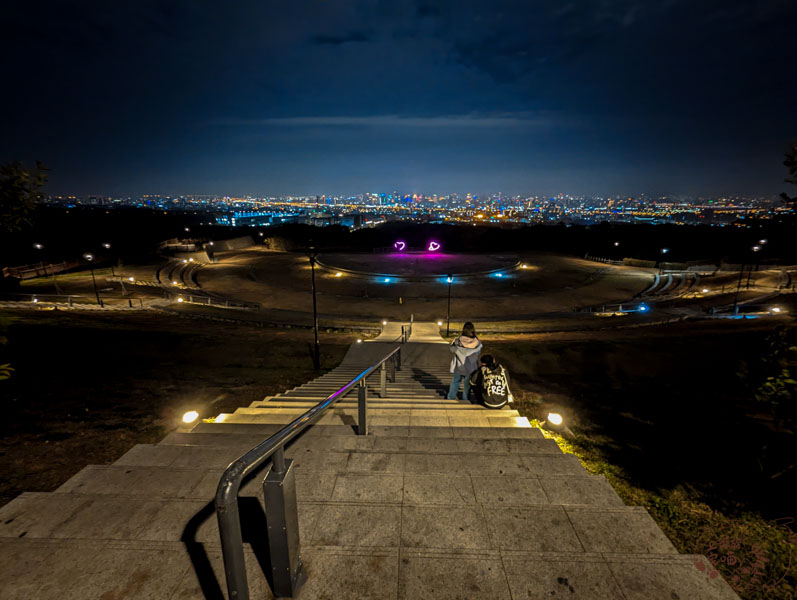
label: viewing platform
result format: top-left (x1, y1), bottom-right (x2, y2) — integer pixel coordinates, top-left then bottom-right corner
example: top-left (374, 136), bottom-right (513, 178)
top-left (0, 324), bottom-right (739, 599)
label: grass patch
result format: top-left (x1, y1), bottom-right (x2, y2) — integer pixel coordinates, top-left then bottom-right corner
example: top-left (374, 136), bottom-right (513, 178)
top-left (523, 418), bottom-right (796, 599)
top-left (488, 320), bottom-right (797, 600)
top-left (0, 310), bottom-right (350, 507)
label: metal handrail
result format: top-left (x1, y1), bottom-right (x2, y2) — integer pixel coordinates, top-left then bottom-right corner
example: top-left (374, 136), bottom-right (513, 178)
top-left (215, 345), bottom-right (402, 600)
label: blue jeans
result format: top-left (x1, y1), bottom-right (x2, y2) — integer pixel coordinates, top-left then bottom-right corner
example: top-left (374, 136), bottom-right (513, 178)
top-left (447, 373), bottom-right (471, 400)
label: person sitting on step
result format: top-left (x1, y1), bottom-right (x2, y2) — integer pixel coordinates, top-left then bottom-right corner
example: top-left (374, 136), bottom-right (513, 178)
top-left (469, 354), bottom-right (513, 409)
top-left (447, 321), bottom-right (482, 400)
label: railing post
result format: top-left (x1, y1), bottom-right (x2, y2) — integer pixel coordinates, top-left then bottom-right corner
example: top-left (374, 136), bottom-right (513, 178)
top-left (217, 487), bottom-right (249, 600)
top-left (380, 362), bottom-right (387, 398)
top-left (358, 379), bottom-right (368, 435)
top-left (263, 447), bottom-right (305, 598)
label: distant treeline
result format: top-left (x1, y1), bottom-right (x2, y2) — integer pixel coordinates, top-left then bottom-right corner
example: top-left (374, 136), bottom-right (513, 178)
top-left (2, 205), bottom-right (796, 268)
top-left (264, 220), bottom-right (797, 265)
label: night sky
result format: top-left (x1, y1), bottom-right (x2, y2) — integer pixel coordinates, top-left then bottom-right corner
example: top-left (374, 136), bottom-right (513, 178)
top-left (1, 1), bottom-right (795, 197)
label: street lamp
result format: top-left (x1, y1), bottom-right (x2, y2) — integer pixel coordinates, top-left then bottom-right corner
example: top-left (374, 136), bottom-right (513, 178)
top-left (746, 245), bottom-right (761, 289)
top-left (306, 245), bottom-right (321, 370)
top-left (446, 274), bottom-right (453, 336)
top-left (658, 248), bottom-right (669, 275)
top-left (83, 253), bottom-right (102, 306)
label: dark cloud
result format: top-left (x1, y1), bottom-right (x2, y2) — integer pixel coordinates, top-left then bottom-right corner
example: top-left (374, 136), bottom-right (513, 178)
top-left (312, 31), bottom-right (371, 45)
top-left (0, 0), bottom-right (794, 196)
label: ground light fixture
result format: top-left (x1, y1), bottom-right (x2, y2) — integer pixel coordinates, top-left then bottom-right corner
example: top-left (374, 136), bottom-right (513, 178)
top-left (382, 320), bottom-right (387, 325)
top-left (182, 410), bottom-right (199, 424)
top-left (437, 321), bottom-right (443, 326)
top-left (638, 303), bottom-right (650, 312)
top-left (177, 297), bottom-right (184, 303)
top-left (335, 272), bottom-right (342, 277)
top-left (547, 412), bottom-right (563, 426)
top-left (383, 277), bottom-right (392, 283)
top-left (128, 277), bottom-right (135, 282)
top-left (33, 243), bottom-right (43, 249)
top-left (102, 243), bottom-right (111, 249)
top-left (701, 288), bottom-right (709, 293)
top-left (771, 307), bottom-right (782, 313)
top-left (356, 339), bottom-right (362, 343)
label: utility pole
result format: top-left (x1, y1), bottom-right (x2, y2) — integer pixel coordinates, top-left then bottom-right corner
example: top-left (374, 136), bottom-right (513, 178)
top-left (307, 245), bottom-right (321, 370)
top-left (446, 274), bottom-right (453, 336)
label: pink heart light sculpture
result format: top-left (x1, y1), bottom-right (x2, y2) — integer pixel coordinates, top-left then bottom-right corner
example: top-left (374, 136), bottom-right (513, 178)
top-left (427, 241), bottom-right (441, 252)
top-left (394, 241), bottom-right (406, 251)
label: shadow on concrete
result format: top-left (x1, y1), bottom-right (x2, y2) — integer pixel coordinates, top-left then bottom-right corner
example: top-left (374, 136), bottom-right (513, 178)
top-left (181, 468), bottom-right (275, 599)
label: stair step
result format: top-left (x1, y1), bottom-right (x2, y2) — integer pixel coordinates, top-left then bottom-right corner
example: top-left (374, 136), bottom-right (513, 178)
top-left (0, 492), bottom-right (676, 555)
top-left (0, 536), bottom-right (740, 600)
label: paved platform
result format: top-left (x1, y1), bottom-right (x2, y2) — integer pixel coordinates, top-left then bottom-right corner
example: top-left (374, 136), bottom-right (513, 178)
top-left (0, 323), bottom-right (739, 599)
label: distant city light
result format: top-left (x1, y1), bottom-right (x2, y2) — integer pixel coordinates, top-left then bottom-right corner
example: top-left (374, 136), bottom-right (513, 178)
top-left (759, 239), bottom-right (768, 244)
top-left (427, 241), bottom-right (441, 251)
top-left (614, 242), bottom-right (620, 247)
top-left (752, 245), bottom-right (761, 252)
top-left (102, 243), bottom-right (111, 249)
top-left (660, 248), bottom-right (669, 254)
top-left (33, 243), bottom-right (43, 249)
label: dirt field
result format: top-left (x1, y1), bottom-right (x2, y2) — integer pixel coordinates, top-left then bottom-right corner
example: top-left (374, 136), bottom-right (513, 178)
top-left (198, 248), bottom-right (655, 320)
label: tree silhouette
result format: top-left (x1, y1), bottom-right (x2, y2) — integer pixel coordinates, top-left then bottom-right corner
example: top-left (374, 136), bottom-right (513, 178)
top-left (0, 160), bottom-right (48, 233)
top-left (780, 142), bottom-right (797, 209)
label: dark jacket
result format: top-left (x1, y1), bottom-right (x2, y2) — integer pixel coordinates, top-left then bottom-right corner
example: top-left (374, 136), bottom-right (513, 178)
top-left (449, 335), bottom-right (482, 375)
top-left (470, 363), bottom-right (511, 408)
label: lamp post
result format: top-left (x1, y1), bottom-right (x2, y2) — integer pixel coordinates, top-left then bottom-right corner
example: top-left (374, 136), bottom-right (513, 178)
top-left (745, 245), bottom-right (761, 289)
top-left (83, 253), bottom-right (102, 306)
top-left (445, 274), bottom-right (453, 336)
top-left (307, 245), bottom-right (321, 370)
top-left (658, 247), bottom-right (669, 276)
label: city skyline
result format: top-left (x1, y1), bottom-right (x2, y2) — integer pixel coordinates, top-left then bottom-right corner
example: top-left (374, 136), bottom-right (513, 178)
top-left (1, 1), bottom-right (796, 197)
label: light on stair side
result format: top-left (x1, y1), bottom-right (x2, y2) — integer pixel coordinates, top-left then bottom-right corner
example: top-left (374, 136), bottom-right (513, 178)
top-left (182, 410), bottom-right (199, 424)
top-left (437, 321), bottom-right (443, 326)
top-left (547, 412), bottom-right (563, 426)
top-left (356, 339), bottom-right (362, 343)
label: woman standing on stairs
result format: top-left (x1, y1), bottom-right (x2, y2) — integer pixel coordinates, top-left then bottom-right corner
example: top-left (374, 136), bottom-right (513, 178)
top-left (447, 321), bottom-right (482, 400)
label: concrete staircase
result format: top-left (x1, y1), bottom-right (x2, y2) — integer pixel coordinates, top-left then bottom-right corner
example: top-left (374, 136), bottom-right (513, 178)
top-left (0, 331), bottom-right (740, 599)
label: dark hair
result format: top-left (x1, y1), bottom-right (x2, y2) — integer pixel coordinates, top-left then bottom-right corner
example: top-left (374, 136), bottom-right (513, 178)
top-left (462, 322), bottom-right (476, 337)
top-left (480, 354), bottom-right (497, 369)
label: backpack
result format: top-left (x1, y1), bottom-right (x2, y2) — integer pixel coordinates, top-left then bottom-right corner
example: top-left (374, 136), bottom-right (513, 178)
top-left (481, 365), bottom-right (510, 409)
